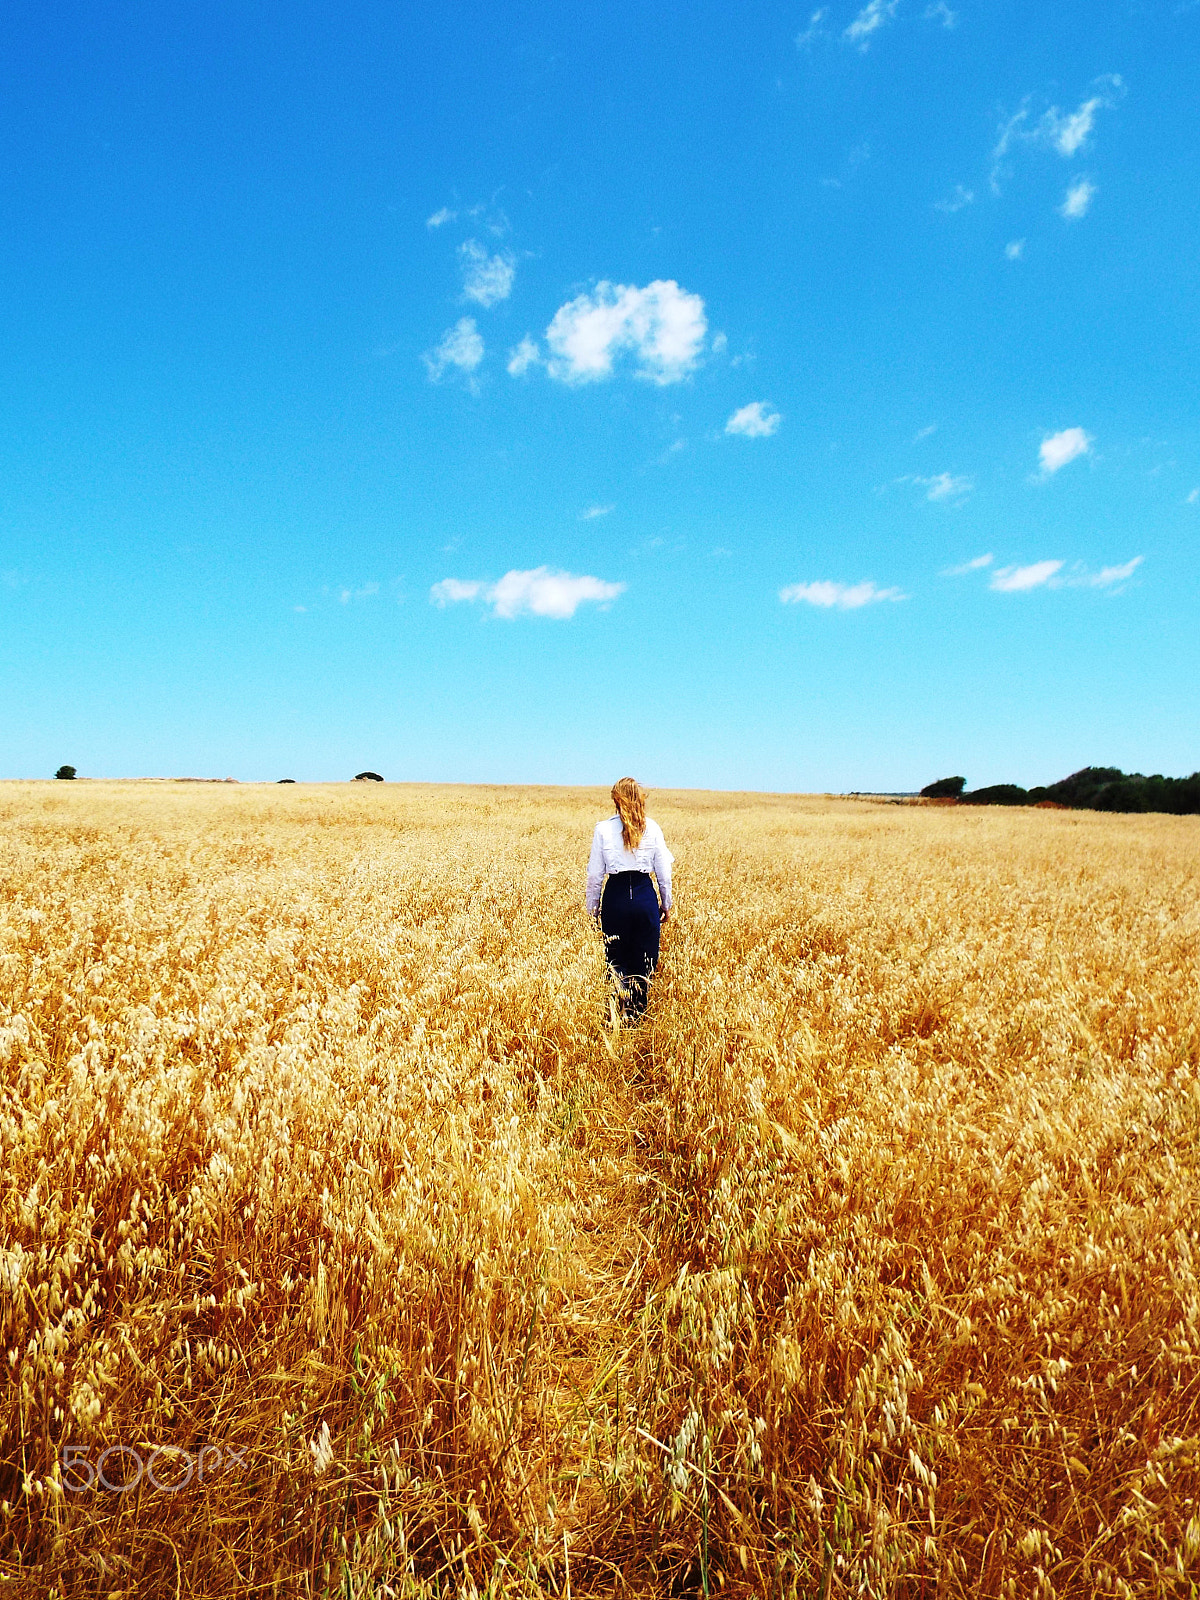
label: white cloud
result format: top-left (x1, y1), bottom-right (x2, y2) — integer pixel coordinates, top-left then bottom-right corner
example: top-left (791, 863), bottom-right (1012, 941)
top-left (725, 401), bottom-right (781, 438)
top-left (923, 1), bottom-right (956, 25)
top-left (795, 7), bottom-right (827, 46)
top-left (1085, 556), bottom-right (1142, 588)
top-left (430, 578), bottom-right (483, 606)
top-left (507, 336), bottom-right (541, 376)
top-left (1060, 177), bottom-right (1097, 220)
top-left (426, 207), bottom-right (456, 229)
top-left (544, 279), bottom-right (707, 386)
top-left (423, 318), bottom-right (484, 382)
top-left (1187, 488), bottom-right (1199, 505)
top-left (1005, 238), bottom-right (1026, 260)
top-left (991, 77), bottom-right (1123, 192)
top-left (1047, 95), bottom-right (1107, 158)
top-left (339, 583), bottom-right (379, 603)
top-left (710, 331), bottom-right (728, 355)
top-left (914, 423), bottom-right (938, 441)
top-left (779, 579), bottom-right (906, 609)
top-left (990, 560), bottom-right (1063, 592)
top-left (580, 504), bottom-right (614, 520)
top-left (844, 0), bottom-right (899, 48)
top-left (935, 185), bottom-right (974, 213)
top-left (431, 567), bottom-right (625, 620)
top-left (459, 239), bottom-right (516, 307)
top-left (942, 553), bottom-right (993, 576)
top-left (921, 472), bottom-right (974, 502)
top-left (1039, 427), bottom-right (1092, 476)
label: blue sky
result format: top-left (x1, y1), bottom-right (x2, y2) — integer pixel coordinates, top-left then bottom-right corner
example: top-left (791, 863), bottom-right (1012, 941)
top-left (1, 0), bottom-right (1196, 789)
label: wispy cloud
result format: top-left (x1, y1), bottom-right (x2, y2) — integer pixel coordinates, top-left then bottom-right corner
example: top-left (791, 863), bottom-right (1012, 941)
top-left (506, 337), bottom-right (540, 377)
top-left (844, 0), bottom-right (899, 49)
top-left (1005, 238), bottom-right (1026, 260)
top-left (543, 279), bottom-right (707, 385)
top-left (426, 207), bottom-right (456, 229)
top-left (1187, 488), bottom-right (1199, 505)
top-left (896, 472), bottom-right (974, 503)
top-left (725, 401), bottom-right (781, 438)
top-left (431, 567), bottom-right (625, 619)
top-left (935, 185), bottom-right (974, 213)
top-left (914, 423), bottom-right (938, 441)
top-left (1038, 427), bottom-right (1092, 476)
top-left (580, 504), bottom-right (614, 520)
top-left (991, 560), bottom-right (1063, 592)
top-left (780, 579), bottom-right (906, 609)
top-left (459, 239), bottom-right (516, 306)
top-left (1082, 556), bottom-right (1142, 588)
top-left (991, 76), bottom-right (1124, 193)
top-left (1060, 177), bottom-right (1097, 220)
top-left (990, 555), bottom-right (1143, 593)
top-left (423, 318), bottom-right (484, 383)
top-left (923, 1), bottom-right (956, 25)
top-left (339, 583), bottom-right (380, 603)
top-left (795, 7), bottom-right (828, 47)
top-left (942, 553), bottom-right (993, 576)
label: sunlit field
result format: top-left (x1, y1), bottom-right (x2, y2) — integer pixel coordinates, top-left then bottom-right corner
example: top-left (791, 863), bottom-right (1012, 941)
top-left (2, 781), bottom-right (1198, 1598)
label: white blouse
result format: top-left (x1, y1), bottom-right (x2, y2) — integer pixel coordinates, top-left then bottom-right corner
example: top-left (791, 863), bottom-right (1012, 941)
top-left (585, 814), bottom-right (674, 916)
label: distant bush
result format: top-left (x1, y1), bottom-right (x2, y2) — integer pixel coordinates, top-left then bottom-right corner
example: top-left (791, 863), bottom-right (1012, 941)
top-left (277, 779), bottom-right (296, 784)
top-left (961, 784), bottom-right (1029, 807)
top-left (919, 776), bottom-right (965, 799)
top-left (54, 765), bottom-right (77, 781)
top-left (353, 772), bottom-right (384, 782)
top-left (1028, 767), bottom-right (1200, 815)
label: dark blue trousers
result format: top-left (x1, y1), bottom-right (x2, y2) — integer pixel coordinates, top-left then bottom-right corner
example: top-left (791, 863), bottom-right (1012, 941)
top-left (600, 871), bottom-right (662, 1019)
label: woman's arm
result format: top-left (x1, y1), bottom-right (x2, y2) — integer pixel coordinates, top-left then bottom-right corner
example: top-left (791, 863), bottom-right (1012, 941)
top-left (650, 825), bottom-right (674, 918)
top-left (584, 825), bottom-right (606, 916)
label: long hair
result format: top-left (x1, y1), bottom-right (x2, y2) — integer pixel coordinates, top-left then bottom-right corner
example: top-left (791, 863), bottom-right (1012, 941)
top-left (611, 777), bottom-right (646, 851)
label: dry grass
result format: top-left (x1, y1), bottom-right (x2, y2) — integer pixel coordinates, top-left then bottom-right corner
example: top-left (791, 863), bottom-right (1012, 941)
top-left (1, 781), bottom-right (1198, 1598)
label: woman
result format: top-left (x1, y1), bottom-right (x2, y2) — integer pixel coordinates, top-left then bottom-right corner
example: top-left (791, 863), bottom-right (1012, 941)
top-left (585, 777), bottom-right (674, 1024)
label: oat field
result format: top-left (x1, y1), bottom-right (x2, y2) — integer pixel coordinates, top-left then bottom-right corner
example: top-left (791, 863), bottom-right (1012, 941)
top-left (1, 781), bottom-right (1198, 1598)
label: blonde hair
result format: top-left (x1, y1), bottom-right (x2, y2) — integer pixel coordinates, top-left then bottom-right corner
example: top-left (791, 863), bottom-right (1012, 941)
top-left (611, 777), bottom-right (646, 851)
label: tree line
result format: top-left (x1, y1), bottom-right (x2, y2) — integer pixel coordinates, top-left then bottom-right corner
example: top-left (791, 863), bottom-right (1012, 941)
top-left (920, 768), bottom-right (1200, 815)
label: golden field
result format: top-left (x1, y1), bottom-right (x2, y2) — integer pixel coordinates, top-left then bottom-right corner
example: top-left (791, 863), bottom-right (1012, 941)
top-left (1, 780), bottom-right (1198, 1598)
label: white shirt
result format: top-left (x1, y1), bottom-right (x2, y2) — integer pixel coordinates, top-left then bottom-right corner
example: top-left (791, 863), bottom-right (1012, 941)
top-left (585, 815), bottom-right (674, 916)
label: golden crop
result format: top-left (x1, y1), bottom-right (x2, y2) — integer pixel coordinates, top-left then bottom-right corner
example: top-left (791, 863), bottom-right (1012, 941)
top-left (1, 781), bottom-right (1198, 1597)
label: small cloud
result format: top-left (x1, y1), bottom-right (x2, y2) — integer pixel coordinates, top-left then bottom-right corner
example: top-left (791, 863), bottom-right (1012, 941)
top-left (914, 423), bottom-right (938, 442)
top-left (710, 331), bottom-right (728, 355)
top-left (507, 336), bottom-right (541, 377)
top-left (459, 239), bottom-right (516, 307)
top-left (795, 7), bottom-right (828, 47)
top-left (1048, 95), bottom-right (1108, 158)
top-left (431, 567), bottom-right (625, 619)
top-left (339, 583), bottom-right (380, 604)
top-left (942, 553), bottom-right (993, 576)
top-left (1060, 177), bottom-right (1097, 220)
top-left (1005, 238), bottom-right (1026, 260)
top-left (991, 76), bottom-right (1124, 193)
top-left (545, 279), bottom-right (707, 385)
top-left (922, 472), bottom-right (974, 502)
top-left (1038, 427), bottom-right (1092, 476)
top-left (990, 560), bottom-right (1063, 592)
top-left (431, 578), bottom-right (484, 606)
top-left (725, 401), bottom-right (781, 438)
top-left (1187, 488), bottom-right (1199, 505)
top-left (426, 207), bottom-right (456, 229)
top-left (423, 317), bottom-right (484, 382)
top-left (293, 604), bottom-right (307, 613)
top-left (1084, 556), bottom-right (1142, 588)
top-left (844, 0), bottom-right (899, 49)
top-left (935, 185), bottom-right (975, 213)
top-left (923, 1), bottom-right (956, 25)
top-left (780, 579), bottom-right (906, 609)
top-left (580, 504), bottom-right (614, 520)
